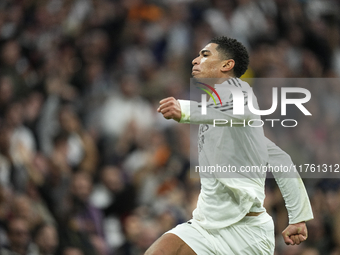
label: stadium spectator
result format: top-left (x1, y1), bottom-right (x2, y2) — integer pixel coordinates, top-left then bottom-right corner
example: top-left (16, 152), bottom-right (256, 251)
top-left (0, 217), bottom-right (38, 255)
top-left (33, 223), bottom-right (59, 255)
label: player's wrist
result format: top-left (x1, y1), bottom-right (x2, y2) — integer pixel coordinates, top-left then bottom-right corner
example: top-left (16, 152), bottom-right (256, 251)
top-left (292, 221), bottom-right (305, 225)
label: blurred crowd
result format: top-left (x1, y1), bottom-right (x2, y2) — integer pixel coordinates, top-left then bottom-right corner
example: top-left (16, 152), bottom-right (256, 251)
top-left (0, 0), bottom-right (339, 254)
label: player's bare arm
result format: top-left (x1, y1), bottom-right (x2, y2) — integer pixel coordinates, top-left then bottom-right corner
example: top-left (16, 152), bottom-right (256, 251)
top-left (157, 97), bottom-right (182, 122)
top-left (282, 221), bottom-right (308, 245)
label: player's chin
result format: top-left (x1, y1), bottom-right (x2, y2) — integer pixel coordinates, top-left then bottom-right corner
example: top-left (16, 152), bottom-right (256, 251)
top-left (192, 74), bottom-right (202, 79)
top-left (192, 71), bottom-right (201, 78)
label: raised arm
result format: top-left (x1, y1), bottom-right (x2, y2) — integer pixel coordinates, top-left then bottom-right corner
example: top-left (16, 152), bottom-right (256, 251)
top-left (157, 97), bottom-right (253, 126)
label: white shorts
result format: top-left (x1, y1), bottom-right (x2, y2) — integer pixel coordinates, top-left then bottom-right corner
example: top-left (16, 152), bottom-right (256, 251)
top-left (165, 212), bottom-right (275, 255)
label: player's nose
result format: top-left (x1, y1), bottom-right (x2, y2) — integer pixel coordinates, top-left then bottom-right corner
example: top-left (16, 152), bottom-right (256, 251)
top-left (192, 56), bottom-right (200, 66)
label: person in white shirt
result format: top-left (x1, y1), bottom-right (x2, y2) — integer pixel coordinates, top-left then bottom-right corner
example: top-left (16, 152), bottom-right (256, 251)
top-left (145, 36), bottom-right (313, 255)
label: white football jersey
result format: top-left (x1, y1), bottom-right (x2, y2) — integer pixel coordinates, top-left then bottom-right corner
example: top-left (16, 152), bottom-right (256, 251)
top-left (179, 78), bottom-right (313, 229)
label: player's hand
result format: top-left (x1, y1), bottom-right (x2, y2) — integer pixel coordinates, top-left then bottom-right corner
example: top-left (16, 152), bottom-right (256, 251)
top-left (282, 222), bottom-right (308, 245)
top-left (157, 97), bottom-right (181, 122)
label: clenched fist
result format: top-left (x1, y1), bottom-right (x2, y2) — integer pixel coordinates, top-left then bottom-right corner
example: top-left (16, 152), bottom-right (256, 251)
top-left (282, 222), bottom-right (308, 245)
top-left (157, 97), bottom-right (182, 122)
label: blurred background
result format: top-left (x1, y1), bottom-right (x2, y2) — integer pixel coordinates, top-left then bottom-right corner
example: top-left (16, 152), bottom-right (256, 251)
top-left (0, 0), bottom-right (339, 254)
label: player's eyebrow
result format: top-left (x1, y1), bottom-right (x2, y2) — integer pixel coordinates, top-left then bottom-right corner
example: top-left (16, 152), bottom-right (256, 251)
top-left (199, 50), bottom-right (211, 56)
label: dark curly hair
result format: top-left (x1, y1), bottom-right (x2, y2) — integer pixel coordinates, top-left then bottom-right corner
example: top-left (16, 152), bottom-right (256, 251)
top-left (210, 36), bottom-right (249, 78)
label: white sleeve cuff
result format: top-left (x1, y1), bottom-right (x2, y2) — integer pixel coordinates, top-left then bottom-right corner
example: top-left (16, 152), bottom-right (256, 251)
top-left (178, 100), bottom-right (190, 123)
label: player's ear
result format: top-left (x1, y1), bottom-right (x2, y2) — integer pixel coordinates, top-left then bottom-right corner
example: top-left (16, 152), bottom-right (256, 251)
top-left (220, 59), bottom-right (235, 73)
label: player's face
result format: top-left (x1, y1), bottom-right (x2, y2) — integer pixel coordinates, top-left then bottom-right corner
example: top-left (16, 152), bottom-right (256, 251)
top-left (192, 43), bottom-right (224, 78)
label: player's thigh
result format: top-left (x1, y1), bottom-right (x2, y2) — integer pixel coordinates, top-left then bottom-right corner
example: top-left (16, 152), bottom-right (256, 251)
top-left (145, 233), bottom-right (197, 255)
top-left (217, 214), bottom-right (275, 255)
